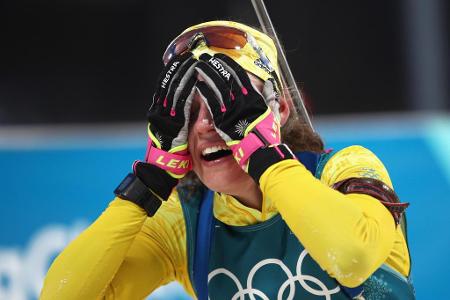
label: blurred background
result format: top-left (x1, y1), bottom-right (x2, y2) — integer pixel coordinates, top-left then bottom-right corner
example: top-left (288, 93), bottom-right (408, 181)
top-left (0, 0), bottom-right (449, 299)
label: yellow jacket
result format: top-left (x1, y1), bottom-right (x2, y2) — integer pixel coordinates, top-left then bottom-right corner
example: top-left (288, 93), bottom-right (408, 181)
top-left (40, 146), bottom-right (410, 299)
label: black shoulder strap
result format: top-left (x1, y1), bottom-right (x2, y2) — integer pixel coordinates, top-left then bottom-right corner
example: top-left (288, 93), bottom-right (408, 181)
top-left (295, 151), bottom-right (321, 175)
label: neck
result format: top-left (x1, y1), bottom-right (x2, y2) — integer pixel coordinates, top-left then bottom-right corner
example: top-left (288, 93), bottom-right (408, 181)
top-left (230, 178), bottom-right (263, 211)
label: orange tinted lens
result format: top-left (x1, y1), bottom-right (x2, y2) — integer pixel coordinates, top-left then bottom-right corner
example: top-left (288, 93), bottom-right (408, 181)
top-left (163, 26), bottom-right (247, 64)
top-left (203, 27), bottom-right (247, 49)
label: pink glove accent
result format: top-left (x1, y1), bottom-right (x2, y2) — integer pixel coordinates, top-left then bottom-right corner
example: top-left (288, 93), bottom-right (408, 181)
top-left (230, 111), bottom-right (282, 168)
top-left (230, 133), bottom-right (264, 168)
top-left (145, 146), bottom-right (192, 176)
top-left (253, 112), bottom-right (281, 146)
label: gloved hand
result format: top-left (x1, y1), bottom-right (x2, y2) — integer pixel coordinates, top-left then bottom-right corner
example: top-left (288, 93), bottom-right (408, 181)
top-left (194, 53), bottom-right (293, 177)
top-left (116, 52), bottom-right (199, 216)
top-left (141, 51), bottom-right (198, 177)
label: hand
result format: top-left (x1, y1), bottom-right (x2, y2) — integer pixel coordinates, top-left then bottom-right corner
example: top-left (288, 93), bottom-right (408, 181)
top-left (141, 52), bottom-right (198, 179)
top-left (194, 53), bottom-right (283, 169)
top-left (131, 52), bottom-right (198, 208)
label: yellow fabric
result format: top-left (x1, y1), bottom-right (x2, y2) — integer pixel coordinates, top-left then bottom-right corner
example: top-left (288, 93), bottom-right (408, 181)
top-left (182, 20), bottom-right (280, 83)
top-left (40, 194), bottom-right (195, 300)
top-left (319, 146), bottom-right (410, 277)
top-left (213, 191), bottom-right (278, 226)
top-left (40, 145), bottom-right (410, 298)
top-left (259, 146), bottom-right (410, 287)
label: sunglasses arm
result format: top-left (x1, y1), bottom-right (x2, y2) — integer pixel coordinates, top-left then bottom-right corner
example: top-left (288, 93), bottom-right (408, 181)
top-left (250, 0), bottom-right (315, 132)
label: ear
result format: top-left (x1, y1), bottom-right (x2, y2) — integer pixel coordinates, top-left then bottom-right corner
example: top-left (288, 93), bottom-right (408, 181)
top-left (279, 96), bottom-right (291, 126)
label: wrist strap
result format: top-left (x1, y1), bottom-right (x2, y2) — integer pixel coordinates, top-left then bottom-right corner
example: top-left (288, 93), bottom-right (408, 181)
top-left (229, 110), bottom-right (281, 169)
top-left (114, 173), bottom-right (162, 216)
top-left (248, 144), bottom-right (296, 183)
top-left (229, 133), bottom-right (264, 168)
top-left (146, 146), bottom-right (192, 177)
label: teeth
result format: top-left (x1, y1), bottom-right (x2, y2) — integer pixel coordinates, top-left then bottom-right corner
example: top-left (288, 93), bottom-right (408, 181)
top-left (202, 145), bottom-right (229, 156)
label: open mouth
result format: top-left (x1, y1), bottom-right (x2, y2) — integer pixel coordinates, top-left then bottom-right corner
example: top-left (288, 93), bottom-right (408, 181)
top-left (201, 145), bottom-right (232, 161)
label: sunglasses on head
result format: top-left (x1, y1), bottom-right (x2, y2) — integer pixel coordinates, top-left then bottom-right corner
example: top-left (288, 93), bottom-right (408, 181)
top-left (163, 26), bottom-right (249, 64)
top-left (162, 25), bottom-right (282, 93)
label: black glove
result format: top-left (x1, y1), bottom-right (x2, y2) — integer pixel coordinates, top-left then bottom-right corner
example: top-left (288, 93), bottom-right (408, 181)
top-left (144, 51), bottom-right (198, 176)
top-left (116, 52), bottom-right (199, 216)
top-left (194, 53), bottom-right (295, 180)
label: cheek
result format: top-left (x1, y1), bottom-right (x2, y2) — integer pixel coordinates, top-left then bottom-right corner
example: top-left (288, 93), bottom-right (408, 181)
top-left (187, 132), bottom-right (200, 169)
top-left (187, 132), bottom-right (196, 155)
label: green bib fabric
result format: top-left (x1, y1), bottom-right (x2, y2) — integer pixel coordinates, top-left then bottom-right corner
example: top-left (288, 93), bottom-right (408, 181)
top-left (207, 213), bottom-right (349, 299)
top-left (178, 152), bottom-right (415, 299)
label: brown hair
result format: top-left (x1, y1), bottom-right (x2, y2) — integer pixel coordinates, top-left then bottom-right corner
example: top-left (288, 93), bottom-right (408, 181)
top-left (280, 86), bottom-right (324, 153)
top-left (281, 115), bottom-right (324, 153)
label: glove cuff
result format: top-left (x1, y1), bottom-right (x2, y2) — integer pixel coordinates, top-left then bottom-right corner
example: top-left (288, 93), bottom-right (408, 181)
top-left (145, 145), bottom-right (192, 178)
top-left (247, 144), bottom-right (296, 183)
top-left (133, 161), bottom-right (179, 200)
top-left (114, 161), bottom-right (179, 216)
top-left (114, 155), bottom-right (181, 217)
top-left (114, 173), bottom-right (163, 217)
top-left (229, 132), bottom-right (265, 168)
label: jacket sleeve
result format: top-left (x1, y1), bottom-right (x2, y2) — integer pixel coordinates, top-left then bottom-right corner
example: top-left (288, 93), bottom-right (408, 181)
top-left (40, 193), bottom-right (192, 299)
top-left (258, 146), bottom-right (407, 287)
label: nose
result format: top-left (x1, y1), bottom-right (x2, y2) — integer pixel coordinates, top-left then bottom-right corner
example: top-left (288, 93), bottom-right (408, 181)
top-left (191, 96), bottom-right (215, 134)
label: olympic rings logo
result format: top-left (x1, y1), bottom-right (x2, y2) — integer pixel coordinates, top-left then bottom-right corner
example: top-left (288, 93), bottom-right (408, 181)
top-left (208, 249), bottom-right (341, 300)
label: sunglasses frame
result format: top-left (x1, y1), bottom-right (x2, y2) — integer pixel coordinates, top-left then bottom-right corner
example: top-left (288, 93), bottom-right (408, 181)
top-left (162, 25), bottom-right (282, 94)
top-left (163, 26), bottom-right (247, 64)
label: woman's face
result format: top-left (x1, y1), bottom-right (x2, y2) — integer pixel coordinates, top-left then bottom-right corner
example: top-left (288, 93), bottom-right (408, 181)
top-left (187, 74), bottom-right (289, 193)
top-left (187, 91), bottom-right (247, 193)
